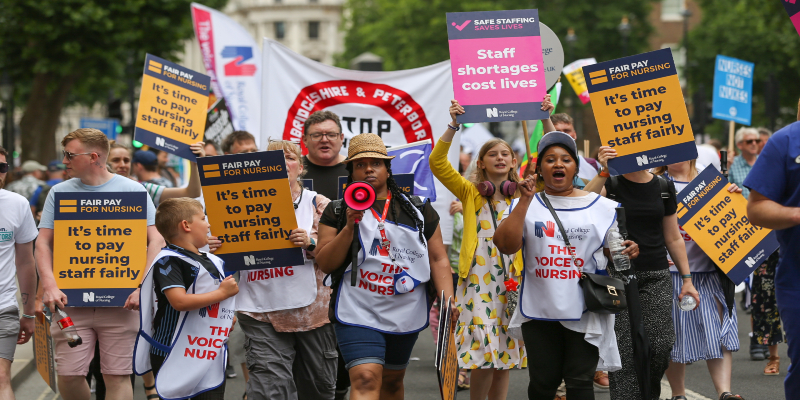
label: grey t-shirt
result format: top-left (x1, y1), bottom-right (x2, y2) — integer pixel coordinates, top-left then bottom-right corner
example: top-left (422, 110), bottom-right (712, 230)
top-left (39, 175), bottom-right (157, 229)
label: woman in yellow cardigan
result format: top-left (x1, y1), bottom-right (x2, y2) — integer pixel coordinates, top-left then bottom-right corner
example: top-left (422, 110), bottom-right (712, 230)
top-left (430, 98), bottom-right (554, 400)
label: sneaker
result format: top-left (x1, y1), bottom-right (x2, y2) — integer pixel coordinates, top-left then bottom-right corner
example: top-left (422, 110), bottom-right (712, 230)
top-left (750, 343), bottom-right (767, 361)
top-left (593, 371), bottom-right (609, 390)
top-left (227, 364), bottom-right (238, 378)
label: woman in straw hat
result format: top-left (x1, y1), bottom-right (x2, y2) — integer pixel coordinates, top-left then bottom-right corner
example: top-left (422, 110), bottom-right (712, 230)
top-left (317, 133), bottom-right (458, 399)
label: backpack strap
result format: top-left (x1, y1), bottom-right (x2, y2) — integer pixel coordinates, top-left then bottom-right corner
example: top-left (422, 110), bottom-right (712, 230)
top-left (606, 176), bottom-right (619, 201)
top-left (656, 174), bottom-right (670, 199)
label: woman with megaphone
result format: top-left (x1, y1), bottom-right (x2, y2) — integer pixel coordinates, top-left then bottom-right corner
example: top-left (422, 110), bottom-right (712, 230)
top-left (317, 133), bottom-right (457, 400)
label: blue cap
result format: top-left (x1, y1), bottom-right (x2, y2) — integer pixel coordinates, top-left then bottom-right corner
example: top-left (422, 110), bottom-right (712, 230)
top-left (132, 150), bottom-right (158, 166)
top-left (47, 160), bottom-right (65, 172)
top-left (537, 131), bottom-right (578, 160)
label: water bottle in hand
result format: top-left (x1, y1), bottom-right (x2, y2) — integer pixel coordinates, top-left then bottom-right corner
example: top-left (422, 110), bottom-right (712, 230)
top-left (607, 228), bottom-right (630, 272)
top-left (54, 307), bottom-right (83, 348)
top-left (679, 295), bottom-right (697, 311)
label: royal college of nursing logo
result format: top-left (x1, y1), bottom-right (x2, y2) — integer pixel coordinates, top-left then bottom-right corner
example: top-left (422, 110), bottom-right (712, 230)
top-left (534, 221), bottom-right (556, 238)
top-left (368, 238), bottom-right (390, 257)
top-left (199, 302), bottom-right (220, 318)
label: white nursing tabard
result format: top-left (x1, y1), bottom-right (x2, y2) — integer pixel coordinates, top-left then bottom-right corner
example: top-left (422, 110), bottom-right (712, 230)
top-left (134, 250), bottom-right (235, 400)
top-left (514, 193), bottom-right (619, 321)
top-left (237, 189), bottom-right (318, 312)
top-left (336, 196), bottom-right (430, 333)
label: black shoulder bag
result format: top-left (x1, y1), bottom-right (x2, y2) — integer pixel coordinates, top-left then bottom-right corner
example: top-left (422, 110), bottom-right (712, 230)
top-left (539, 192), bottom-right (627, 314)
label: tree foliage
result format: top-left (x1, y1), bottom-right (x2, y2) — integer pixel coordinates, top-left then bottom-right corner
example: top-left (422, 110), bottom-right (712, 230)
top-left (688, 0), bottom-right (800, 135)
top-left (339, 0), bottom-right (658, 71)
top-left (0, 0), bottom-right (227, 162)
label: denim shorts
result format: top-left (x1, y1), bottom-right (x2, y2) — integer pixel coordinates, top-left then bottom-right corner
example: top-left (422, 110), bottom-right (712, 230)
top-left (334, 322), bottom-right (419, 370)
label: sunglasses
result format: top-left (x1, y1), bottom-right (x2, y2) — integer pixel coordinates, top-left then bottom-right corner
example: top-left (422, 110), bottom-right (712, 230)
top-left (743, 139), bottom-right (762, 145)
top-left (63, 150), bottom-right (95, 160)
top-left (0, 163), bottom-right (7, 174)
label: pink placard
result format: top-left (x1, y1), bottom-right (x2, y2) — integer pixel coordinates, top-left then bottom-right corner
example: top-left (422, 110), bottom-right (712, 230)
top-left (449, 36), bottom-right (546, 106)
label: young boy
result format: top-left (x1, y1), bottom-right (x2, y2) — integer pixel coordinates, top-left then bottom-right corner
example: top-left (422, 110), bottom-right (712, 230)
top-left (134, 198), bottom-right (238, 400)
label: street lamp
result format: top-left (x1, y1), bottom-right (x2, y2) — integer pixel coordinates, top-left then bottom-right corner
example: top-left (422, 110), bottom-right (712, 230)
top-left (566, 27), bottom-right (577, 63)
top-left (618, 16), bottom-right (631, 57)
top-left (0, 72), bottom-right (13, 158)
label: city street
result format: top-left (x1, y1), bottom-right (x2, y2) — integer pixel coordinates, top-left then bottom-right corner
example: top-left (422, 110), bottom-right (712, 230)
top-left (14, 298), bottom-right (788, 400)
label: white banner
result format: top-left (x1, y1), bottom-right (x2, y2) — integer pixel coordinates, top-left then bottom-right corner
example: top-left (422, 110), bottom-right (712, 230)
top-left (191, 3), bottom-right (261, 144)
top-left (261, 39), bottom-right (459, 243)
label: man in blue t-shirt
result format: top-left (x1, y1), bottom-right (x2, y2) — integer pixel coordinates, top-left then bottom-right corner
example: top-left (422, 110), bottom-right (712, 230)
top-left (743, 120), bottom-right (800, 400)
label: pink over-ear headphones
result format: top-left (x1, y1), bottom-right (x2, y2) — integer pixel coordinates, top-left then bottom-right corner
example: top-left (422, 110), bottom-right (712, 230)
top-left (477, 180), bottom-right (517, 197)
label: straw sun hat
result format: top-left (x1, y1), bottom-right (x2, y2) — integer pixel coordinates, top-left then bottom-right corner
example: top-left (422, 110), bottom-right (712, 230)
top-left (342, 133), bottom-right (395, 163)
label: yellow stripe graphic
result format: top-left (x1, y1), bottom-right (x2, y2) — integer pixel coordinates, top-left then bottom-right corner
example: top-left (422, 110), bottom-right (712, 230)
top-left (591, 76), bottom-right (608, 84)
top-left (60, 207), bottom-right (77, 213)
top-left (203, 164), bottom-right (220, 171)
top-left (59, 200), bottom-right (77, 206)
top-left (204, 171), bottom-right (221, 178)
top-left (588, 70), bottom-right (607, 78)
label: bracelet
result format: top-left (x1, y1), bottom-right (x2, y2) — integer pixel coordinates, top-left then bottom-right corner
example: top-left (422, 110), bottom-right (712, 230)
top-left (681, 274), bottom-right (692, 279)
top-left (447, 123), bottom-right (460, 131)
top-left (599, 170), bottom-right (610, 178)
top-left (22, 314), bottom-right (35, 319)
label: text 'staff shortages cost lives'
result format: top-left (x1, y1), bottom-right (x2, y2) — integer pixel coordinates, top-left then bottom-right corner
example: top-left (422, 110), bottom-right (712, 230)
top-left (54, 192), bottom-right (147, 306)
top-left (198, 151), bottom-right (304, 271)
top-left (584, 48), bottom-right (696, 175)
top-left (712, 55), bottom-right (754, 126)
top-left (446, 9), bottom-right (549, 123)
top-left (135, 54), bottom-right (210, 160)
top-left (676, 167), bottom-right (778, 284)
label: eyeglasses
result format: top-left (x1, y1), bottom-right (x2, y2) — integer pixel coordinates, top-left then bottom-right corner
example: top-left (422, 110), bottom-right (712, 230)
top-left (0, 163), bottom-right (7, 174)
top-left (307, 132), bottom-right (341, 142)
top-left (63, 150), bottom-right (95, 160)
top-left (743, 139), bottom-right (762, 145)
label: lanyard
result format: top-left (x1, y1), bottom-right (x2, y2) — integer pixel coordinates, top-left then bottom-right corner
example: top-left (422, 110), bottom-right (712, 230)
top-left (370, 192), bottom-right (392, 250)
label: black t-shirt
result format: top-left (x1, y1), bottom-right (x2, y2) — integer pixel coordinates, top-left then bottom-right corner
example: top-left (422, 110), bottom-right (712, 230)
top-left (320, 196), bottom-right (440, 320)
top-left (302, 156), bottom-right (348, 200)
top-left (150, 244), bottom-right (222, 355)
top-left (604, 175), bottom-right (677, 271)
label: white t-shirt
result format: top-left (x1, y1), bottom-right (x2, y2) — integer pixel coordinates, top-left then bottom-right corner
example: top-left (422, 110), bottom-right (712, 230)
top-left (0, 190), bottom-right (38, 310)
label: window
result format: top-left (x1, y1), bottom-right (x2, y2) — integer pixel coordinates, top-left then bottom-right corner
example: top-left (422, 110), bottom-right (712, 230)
top-left (308, 21), bottom-right (320, 39)
top-left (661, 0), bottom-right (685, 21)
top-left (275, 22), bottom-right (285, 39)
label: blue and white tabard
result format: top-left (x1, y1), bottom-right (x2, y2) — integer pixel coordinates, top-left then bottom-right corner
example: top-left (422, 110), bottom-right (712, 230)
top-left (134, 250), bottom-right (235, 400)
top-left (236, 189), bottom-right (318, 312)
top-left (335, 196), bottom-right (431, 334)
top-left (516, 193), bottom-right (619, 321)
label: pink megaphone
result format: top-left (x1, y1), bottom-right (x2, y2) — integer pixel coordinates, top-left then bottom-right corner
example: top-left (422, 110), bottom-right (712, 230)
top-left (343, 181), bottom-right (376, 211)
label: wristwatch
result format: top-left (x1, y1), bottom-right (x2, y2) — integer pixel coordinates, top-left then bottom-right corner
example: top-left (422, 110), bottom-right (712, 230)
top-left (306, 237), bottom-right (317, 252)
top-left (598, 164), bottom-right (610, 178)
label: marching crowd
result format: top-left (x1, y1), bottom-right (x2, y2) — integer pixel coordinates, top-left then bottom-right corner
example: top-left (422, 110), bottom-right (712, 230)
top-left (0, 96), bottom-right (797, 400)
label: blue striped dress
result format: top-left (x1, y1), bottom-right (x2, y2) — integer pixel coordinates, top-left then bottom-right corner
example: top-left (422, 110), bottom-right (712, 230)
top-left (665, 170), bottom-right (740, 363)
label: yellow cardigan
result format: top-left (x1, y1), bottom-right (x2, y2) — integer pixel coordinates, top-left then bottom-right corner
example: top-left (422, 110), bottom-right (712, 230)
top-left (430, 139), bottom-right (523, 279)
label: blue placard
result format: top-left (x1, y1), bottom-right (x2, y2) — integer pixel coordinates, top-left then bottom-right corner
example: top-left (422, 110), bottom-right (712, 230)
top-left (712, 55), bottom-right (754, 126)
top-left (80, 118), bottom-right (119, 140)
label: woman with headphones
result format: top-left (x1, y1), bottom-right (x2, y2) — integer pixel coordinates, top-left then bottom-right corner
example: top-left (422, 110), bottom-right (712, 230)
top-left (428, 97), bottom-right (553, 400)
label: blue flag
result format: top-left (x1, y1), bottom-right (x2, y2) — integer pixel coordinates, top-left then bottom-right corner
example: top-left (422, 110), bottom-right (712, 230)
top-left (387, 141), bottom-right (437, 201)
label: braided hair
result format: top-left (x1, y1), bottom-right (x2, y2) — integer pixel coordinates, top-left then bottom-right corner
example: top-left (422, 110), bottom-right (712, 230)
top-left (337, 160), bottom-right (426, 246)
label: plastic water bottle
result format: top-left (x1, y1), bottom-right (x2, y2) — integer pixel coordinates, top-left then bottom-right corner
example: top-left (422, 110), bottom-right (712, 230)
top-left (679, 295), bottom-right (697, 311)
top-left (54, 307), bottom-right (83, 348)
top-left (607, 228), bottom-right (631, 272)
